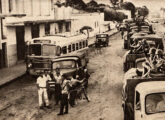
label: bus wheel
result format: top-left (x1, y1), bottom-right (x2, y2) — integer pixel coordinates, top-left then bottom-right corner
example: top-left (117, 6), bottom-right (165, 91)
top-left (124, 106), bottom-right (129, 120)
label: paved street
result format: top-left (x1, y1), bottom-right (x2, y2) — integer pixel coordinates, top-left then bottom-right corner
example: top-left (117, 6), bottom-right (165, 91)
top-left (0, 33), bottom-right (126, 120)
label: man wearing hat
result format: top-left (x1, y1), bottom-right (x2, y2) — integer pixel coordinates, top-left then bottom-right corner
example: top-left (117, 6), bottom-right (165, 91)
top-left (36, 72), bottom-right (51, 109)
top-left (142, 47), bottom-right (157, 77)
top-left (155, 49), bottom-right (165, 73)
top-left (53, 67), bottom-right (63, 105)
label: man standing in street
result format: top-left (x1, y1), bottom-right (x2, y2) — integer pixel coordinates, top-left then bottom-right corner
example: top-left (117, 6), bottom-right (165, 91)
top-left (57, 75), bottom-right (70, 115)
top-left (83, 68), bottom-right (90, 90)
top-left (53, 67), bottom-right (63, 105)
top-left (36, 72), bottom-right (51, 109)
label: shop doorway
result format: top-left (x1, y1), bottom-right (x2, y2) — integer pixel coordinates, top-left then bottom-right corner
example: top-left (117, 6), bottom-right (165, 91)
top-left (0, 43), bottom-right (6, 68)
top-left (32, 24), bottom-right (39, 38)
top-left (16, 26), bottom-right (25, 60)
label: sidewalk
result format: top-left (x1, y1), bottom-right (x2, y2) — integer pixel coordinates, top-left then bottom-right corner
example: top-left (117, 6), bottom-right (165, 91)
top-left (0, 62), bottom-right (26, 86)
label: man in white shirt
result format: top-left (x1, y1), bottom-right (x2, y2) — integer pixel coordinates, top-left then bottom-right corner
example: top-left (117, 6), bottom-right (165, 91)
top-left (36, 71), bottom-right (51, 109)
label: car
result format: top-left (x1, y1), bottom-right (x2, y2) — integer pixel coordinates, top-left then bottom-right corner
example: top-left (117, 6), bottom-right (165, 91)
top-left (95, 33), bottom-right (109, 47)
top-left (51, 53), bottom-right (89, 79)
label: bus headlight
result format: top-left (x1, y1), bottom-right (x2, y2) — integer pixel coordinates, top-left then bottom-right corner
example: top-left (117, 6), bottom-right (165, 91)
top-left (28, 63), bottom-right (32, 68)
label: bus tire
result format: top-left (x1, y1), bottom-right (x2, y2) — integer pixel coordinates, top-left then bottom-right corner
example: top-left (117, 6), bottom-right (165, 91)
top-left (124, 105), bottom-right (130, 120)
top-left (124, 43), bottom-right (127, 49)
top-left (123, 63), bottom-right (127, 72)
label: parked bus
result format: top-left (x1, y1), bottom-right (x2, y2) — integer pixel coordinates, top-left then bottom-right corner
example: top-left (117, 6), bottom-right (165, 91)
top-left (26, 33), bottom-right (88, 75)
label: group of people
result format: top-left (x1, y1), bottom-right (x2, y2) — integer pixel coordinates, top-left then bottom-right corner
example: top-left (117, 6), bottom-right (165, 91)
top-left (142, 47), bottom-right (165, 77)
top-left (36, 67), bottom-right (90, 116)
top-left (135, 47), bottom-right (165, 78)
top-left (130, 38), bottom-right (150, 55)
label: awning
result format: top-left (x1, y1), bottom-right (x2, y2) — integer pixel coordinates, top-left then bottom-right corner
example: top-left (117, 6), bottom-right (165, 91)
top-left (6, 19), bottom-right (72, 27)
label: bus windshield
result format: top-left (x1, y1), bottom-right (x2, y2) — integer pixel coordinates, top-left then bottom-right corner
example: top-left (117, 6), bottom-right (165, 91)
top-left (29, 44), bottom-right (58, 56)
top-left (29, 44), bottom-right (41, 56)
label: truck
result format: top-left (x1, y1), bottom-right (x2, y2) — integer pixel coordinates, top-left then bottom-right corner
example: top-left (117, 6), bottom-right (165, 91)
top-left (122, 57), bottom-right (165, 120)
top-left (122, 76), bottom-right (165, 120)
top-left (123, 34), bottom-right (164, 72)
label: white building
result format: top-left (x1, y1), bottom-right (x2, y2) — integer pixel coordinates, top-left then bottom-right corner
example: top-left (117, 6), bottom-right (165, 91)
top-left (71, 12), bottom-right (105, 37)
top-left (0, 0), bottom-right (110, 69)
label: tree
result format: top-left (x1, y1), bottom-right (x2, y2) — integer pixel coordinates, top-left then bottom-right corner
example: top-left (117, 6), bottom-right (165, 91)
top-left (86, 0), bottom-right (98, 12)
top-left (80, 26), bottom-right (93, 38)
top-left (66, 0), bottom-right (87, 10)
top-left (121, 2), bottom-right (136, 18)
top-left (136, 6), bottom-right (149, 21)
top-left (110, 0), bottom-right (119, 7)
top-left (104, 7), bottom-right (126, 21)
top-left (104, 7), bottom-right (118, 21)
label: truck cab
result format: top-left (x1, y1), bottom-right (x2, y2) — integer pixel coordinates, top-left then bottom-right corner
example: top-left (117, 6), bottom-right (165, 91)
top-left (122, 77), bottom-right (165, 120)
top-left (51, 53), bottom-right (88, 79)
top-left (135, 81), bottom-right (165, 120)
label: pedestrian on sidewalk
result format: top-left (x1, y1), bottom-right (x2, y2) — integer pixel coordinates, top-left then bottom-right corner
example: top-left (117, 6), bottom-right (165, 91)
top-left (57, 75), bottom-right (70, 115)
top-left (53, 67), bottom-right (63, 105)
top-left (36, 72), bottom-right (51, 109)
top-left (121, 29), bottom-right (124, 39)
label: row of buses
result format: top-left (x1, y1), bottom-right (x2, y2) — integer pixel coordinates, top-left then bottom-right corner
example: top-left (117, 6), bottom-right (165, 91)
top-left (26, 33), bottom-right (89, 75)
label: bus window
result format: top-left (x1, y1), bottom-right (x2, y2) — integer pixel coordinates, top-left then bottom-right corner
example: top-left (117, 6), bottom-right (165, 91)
top-left (76, 43), bottom-right (79, 50)
top-left (29, 44), bottom-right (41, 55)
top-left (68, 45), bottom-right (71, 53)
top-left (79, 42), bottom-right (82, 49)
top-left (72, 44), bottom-right (75, 51)
top-left (83, 41), bottom-right (85, 48)
top-left (86, 40), bottom-right (88, 46)
top-left (62, 46), bottom-right (67, 54)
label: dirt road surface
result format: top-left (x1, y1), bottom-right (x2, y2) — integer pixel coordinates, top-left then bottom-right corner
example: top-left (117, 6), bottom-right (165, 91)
top-left (0, 33), bottom-right (126, 120)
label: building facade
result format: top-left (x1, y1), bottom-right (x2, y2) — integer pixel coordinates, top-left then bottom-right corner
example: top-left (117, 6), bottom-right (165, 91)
top-left (0, 0), bottom-right (110, 69)
top-left (0, 0), bottom-right (72, 68)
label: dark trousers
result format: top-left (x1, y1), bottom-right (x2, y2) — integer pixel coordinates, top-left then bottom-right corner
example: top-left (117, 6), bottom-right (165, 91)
top-left (55, 83), bottom-right (61, 104)
top-left (69, 90), bottom-right (77, 106)
top-left (82, 87), bottom-right (90, 102)
top-left (59, 93), bottom-right (68, 114)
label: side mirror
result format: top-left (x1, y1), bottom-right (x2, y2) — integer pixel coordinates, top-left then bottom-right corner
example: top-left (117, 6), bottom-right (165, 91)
top-left (56, 46), bottom-right (61, 56)
top-left (136, 102), bottom-right (141, 110)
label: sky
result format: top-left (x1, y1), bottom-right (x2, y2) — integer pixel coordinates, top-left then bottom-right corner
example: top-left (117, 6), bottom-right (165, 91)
top-left (84, 0), bottom-right (165, 13)
top-left (125, 0), bottom-right (165, 13)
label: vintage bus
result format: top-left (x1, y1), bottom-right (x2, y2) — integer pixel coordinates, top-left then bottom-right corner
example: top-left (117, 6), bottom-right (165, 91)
top-left (26, 33), bottom-right (89, 75)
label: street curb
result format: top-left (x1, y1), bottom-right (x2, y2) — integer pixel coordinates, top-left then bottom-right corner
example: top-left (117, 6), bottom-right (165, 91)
top-left (0, 73), bottom-right (26, 88)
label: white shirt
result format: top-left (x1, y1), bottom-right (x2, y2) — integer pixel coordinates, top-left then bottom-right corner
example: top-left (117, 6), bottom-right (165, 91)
top-left (45, 74), bottom-right (52, 81)
top-left (54, 74), bottom-right (62, 84)
top-left (61, 80), bottom-right (70, 94)
top-left (70, 78), bottom-right (79, 86)
top-left (37, 75), bottom-right (48, 88)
